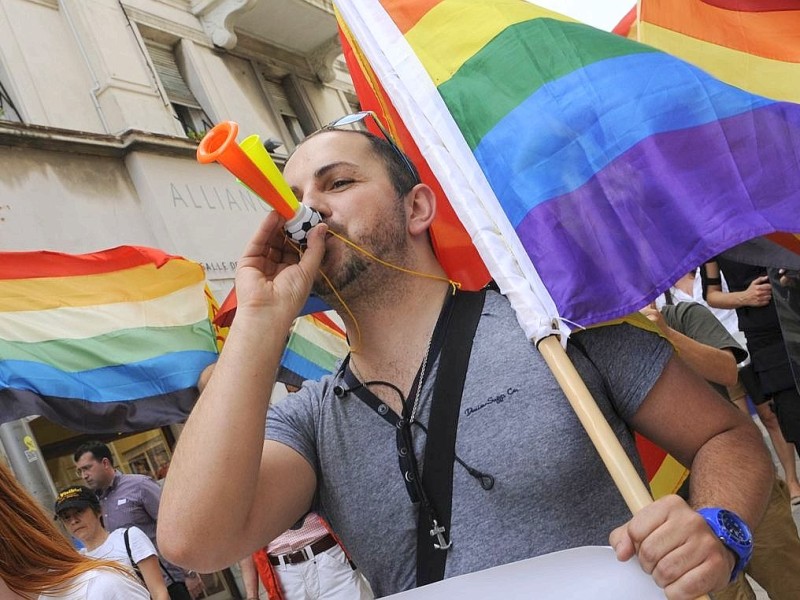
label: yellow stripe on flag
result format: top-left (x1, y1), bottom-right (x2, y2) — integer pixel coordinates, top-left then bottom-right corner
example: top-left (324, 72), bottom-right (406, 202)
top-left (406, 0), bottom-right (571, 85)
top-left (0, 260), bottom-right (204, 312)
top-left (648, 454), bottom-right (689, 500)
top-left (640, 23), bottom-right (800, 103)
top-left (0, 281), bottom-right (209, 343)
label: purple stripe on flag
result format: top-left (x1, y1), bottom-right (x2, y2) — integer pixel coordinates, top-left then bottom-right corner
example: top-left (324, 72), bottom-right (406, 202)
top-left (516, 103), bottom-right (800, 326)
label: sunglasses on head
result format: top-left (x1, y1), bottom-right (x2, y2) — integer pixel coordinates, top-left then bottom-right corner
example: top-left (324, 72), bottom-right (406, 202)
top-left (323, 111), bottom-right (420, 185)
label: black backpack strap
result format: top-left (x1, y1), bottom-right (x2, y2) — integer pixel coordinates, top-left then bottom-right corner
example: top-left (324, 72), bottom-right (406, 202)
top-left (124, 527), bottom-right (177, 585)
top-left (416, 288), bottom-right (485, 586)
top-left (123, 528), bottom-right (145, 583)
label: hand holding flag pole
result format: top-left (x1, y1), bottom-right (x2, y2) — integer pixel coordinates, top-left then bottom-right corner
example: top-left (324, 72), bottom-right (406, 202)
top-left (196, 121), bottom-right (322, 246)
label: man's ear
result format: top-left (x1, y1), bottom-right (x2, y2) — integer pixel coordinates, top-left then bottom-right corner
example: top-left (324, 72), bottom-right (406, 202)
top-left (406, 184), bottom-right (437, 236)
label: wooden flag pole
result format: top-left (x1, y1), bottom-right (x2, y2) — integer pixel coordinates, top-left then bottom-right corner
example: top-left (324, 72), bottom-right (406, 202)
top-left (538, 336), bottom-right (711, 600)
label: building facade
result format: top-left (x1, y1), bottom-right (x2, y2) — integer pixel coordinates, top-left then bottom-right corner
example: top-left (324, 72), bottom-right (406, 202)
top-left (0, 2), bottom-right (357, 596)
top-left (0, 0), bottom-right (357, 299)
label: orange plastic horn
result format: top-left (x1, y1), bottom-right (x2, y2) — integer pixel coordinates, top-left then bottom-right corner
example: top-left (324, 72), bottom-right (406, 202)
top-left (197, 121), bottom-right (295, 220)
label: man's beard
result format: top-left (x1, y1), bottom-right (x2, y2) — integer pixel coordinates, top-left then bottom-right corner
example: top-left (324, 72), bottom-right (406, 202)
top-left (313, 209), bottom-right (408, 300)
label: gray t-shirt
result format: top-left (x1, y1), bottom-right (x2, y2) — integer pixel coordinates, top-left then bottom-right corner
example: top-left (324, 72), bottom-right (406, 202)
top-left (267, 291), bottom-right (672, 597)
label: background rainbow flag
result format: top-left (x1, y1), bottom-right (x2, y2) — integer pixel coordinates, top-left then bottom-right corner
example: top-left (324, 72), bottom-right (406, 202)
top-left (277, 312), bottom-right (348, 389)
top-left (0, 246), bottom-right (218, 433)
top-left (639, 0), bottom-right (800, 104)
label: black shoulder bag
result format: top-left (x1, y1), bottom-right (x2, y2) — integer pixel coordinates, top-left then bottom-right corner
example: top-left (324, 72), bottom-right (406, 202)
top-left (123, 527), bottom-right (145, 583)
top-left (415, 288), bottom-right (485, 586)
top-left (124, 527), bottom-right (177, 586)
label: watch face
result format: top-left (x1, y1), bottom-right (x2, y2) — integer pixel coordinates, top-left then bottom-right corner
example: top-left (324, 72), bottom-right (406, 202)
top-left (719, 510), bottom-right (752, 546)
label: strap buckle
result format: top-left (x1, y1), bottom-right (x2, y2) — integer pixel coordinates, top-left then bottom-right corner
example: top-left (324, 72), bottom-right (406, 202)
top-left (430, 519), bottom-right (452, 550)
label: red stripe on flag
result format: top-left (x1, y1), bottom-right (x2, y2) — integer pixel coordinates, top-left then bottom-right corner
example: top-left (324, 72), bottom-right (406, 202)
top-left (701, 0), bottom-right (800, 11)
top-left (339, 22), bottom-right (490, 291)
top-left (311, 312), bottom-right (345, 337)
top-left (0, 246), bottom-right (176, 279)
top-left (635, 433), bottom-right (669, 482)
top-left (613, 6), bottom-right (638, 36)
top-left (766, 232), bottom-right (800, 256)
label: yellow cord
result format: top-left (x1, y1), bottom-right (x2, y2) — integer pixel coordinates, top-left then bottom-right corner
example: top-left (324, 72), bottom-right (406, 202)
top-left (286, 228), bottom-right (462, 352)
top-left (327, 231), bottom-right (461, 294)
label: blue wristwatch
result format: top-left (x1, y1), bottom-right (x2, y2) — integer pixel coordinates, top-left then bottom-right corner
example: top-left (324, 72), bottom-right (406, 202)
top-left (697, 507), bottom-right (753, 582)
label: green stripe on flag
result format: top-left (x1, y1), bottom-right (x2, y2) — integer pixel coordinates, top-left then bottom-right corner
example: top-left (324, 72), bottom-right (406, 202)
top-left (0, 321), bottom-right (216, 372)
top-left (439, 19), bottom-right (658, 149)
top-left (289, 333), bottom-right (342, 373)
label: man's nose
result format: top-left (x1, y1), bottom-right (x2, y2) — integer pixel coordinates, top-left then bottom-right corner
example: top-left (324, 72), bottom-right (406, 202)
top-left (301, 192), bottom-right (330, 218)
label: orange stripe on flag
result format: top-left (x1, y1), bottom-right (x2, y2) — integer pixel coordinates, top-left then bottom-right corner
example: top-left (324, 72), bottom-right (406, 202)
top-left (380, 0), bottom-right (444, 34)
top-left (641, 0), bottom-right (800, 62)
top-left (766, 232), bottom-right (800, 256)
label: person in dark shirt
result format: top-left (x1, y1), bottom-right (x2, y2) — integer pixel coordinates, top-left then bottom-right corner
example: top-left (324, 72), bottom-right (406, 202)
top-left (702, 259), bottom-right (800, 462)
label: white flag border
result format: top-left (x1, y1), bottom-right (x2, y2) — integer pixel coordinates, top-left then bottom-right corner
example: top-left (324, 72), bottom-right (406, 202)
top-left (335, 0), bottom-right (569, 343)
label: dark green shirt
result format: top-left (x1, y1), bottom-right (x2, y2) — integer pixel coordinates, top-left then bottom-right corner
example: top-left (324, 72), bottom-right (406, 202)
top-left (661, 302), bottom-right (748, 398)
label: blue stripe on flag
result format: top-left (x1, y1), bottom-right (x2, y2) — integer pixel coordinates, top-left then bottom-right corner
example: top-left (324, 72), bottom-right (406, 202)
top-left (471, 52), bottom-right (775, 227)
top-left (0, 350), bottom-right (218, 402)
top-left (281, 348), bottom-right (331, 382)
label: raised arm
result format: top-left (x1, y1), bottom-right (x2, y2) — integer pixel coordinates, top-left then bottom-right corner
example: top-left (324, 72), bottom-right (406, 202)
top-left (702, 261), bottom-right (771, 309)
top-left (640, 305), bottom-right (738, 387)
top-left (158, 212), bottom-right (327, 572)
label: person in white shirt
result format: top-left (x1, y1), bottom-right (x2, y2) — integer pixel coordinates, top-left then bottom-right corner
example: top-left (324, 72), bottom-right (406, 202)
top-left (0, 461), bottom-right (148, 600)
top-left (54, 485), bottom-right (170, 600)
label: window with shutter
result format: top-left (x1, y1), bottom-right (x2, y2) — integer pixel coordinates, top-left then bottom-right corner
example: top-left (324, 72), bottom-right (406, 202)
top-left (144, 40), bottom-right (200, 109)
top-left (142, 39), bottom-right (211, 137)
top-left (262, 78), bottom-right (306, 146)
top-left (0, 77), bottom-right (22, 123)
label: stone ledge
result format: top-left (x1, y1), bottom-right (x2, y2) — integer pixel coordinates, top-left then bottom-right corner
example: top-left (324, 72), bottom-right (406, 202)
top-left (0, 121), bottom-right (199, 158)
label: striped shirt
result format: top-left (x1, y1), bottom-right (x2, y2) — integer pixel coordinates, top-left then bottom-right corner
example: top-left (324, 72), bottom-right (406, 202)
top-left (267, 512), bottom-right (330, 556)
top-left (97, 471), bottom-right (185, 585)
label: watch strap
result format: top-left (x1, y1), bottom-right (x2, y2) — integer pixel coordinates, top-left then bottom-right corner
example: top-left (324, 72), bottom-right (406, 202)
top-left (697, 507), bottom-right (753, 582)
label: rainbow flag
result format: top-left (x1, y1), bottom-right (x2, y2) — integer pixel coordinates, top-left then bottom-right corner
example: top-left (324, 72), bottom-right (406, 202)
top-left (277, 312), bottom-right (348, 388)
top-left (335, 0), bottom-right (800, 340)
top-left (0, 247), bottom-right (218, 433)
top-left (637, 0), bottom-right (800, 271)
top-left (639, 0), bottom-right (800, 104)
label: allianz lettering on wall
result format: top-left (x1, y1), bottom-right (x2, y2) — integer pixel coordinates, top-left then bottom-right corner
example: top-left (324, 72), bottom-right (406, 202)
top-left (126, 152), bottom-right (272, 294)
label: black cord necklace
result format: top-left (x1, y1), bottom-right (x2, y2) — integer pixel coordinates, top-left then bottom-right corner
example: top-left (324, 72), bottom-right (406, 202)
top-left (333, 292), bottom-right (495, 508)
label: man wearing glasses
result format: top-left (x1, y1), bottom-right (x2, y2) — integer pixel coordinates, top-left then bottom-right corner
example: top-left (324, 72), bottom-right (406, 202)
top-left (74, 441), bottom-right (201, 600)
top-left (160, 113), bottom-right (772, 599)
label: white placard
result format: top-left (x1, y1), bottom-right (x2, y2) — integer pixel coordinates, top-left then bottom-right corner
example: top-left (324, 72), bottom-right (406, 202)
top-left (384, 546), bottom-right (666, 599)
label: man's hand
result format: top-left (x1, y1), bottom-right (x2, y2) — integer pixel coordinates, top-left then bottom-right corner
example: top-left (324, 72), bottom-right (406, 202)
top-left (609, 495), bottom-right (735, 599)
top-left (234, 210), bottom-right (328, 320)
top-left (740, 275), bottom-right (771, 307)
top-left (640, 305), bottom-right (670, 336)
top-left (777, 269), bottom-right (799, 289)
